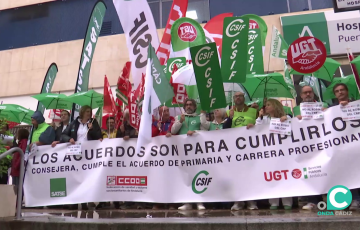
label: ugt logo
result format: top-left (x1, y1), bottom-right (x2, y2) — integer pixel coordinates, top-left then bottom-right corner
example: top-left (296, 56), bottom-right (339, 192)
top-left (290, 37), bottom-right (322, 65)
top-left (192, 170), bottom-right (212, 194)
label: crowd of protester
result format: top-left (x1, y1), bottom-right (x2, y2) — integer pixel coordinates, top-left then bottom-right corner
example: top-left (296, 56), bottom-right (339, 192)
top-left (3, 82), bottom-right (360, 211)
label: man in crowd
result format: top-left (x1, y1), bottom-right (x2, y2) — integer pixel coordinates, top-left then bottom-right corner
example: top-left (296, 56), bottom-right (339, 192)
top-left (331, 83), bottom-right (352, 106)
top-left (171, 98), bottom-right (208, 210)
top-left (102, 116), bottom-right (117, 139)
top-left (151, 106), bottom-right (175, 210)
top-left (152, 106), bottom-right (173, 138)
top-left (293, 85), bottom-right (328, 119)
top-left (330, 83), bottom-right (360, 210)
top-left (223, 92), bottom-right (258, 210)
top-left (29, 111), bottom-right (55, 149)
top-left (171, 98), bottom-right (209, 136)
top-left (51, 110), bottom-right (70, 147)
top-left (224, 92), bottom-right (257, 129)
top-left (117, 109), bottom-right (138, 140)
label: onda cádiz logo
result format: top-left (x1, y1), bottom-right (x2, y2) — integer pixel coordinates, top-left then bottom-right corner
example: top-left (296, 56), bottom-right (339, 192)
top-left (318, 185), bottom-right (353, 216)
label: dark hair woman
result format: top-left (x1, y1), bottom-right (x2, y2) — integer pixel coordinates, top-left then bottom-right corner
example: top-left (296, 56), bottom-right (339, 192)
top-left (60, 105), bottom-right (102, 210)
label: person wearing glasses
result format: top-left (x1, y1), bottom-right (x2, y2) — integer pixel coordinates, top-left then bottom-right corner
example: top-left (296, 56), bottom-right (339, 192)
top-left (223, 92), bottom-right (258, 210)
top-left (171, 98), bottom-right (209, 211)
top-left (51, 110), bottom-right (71, 147)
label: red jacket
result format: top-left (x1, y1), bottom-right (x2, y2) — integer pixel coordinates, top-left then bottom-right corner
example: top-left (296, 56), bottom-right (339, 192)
top-left (152, 117), bottom-right (175, 137)
top-left (11, 139), bottom-right (27, 177)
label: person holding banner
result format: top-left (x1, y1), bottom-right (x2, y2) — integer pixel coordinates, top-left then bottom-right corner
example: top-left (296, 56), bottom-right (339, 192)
top-left (201, 108), bottom-right (227, 130)
top-left (223, 92), bottom-right (258, 130)
top-left (60, 105), bottom-right (102, 210)
top-left (116, 109), bottom-right (138, 140)
top-left (102, 117), bottom-right (117, 139)
top-left (51, 110), bottom-right (70, 147)
top-left (331, 83), bottom-right (353, 106)
top-left (327, 83), bottom-right (360, 210)
top-left (171, 98), bottom-right (209, 136)
top-left (247, 99), bottom-right (293, 210)
top-left (152, 106), bottom-right (174, 138)
top-left (29, 111), bottom-right (56, 150)
top-left (294, 86), bottom-right (328, 119)
top-left (171, 98), bottom-right (207, 210)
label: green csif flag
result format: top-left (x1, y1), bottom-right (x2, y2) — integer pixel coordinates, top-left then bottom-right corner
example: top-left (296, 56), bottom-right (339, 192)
top-left (71, 1), bottom-right (107, 120)
top-left (243, 14), bottom-right (267, 74)
top-left (37, 63), bottom-right (59, 114)
top-left (270, 26), bottom-right (289, 59)
top-left (190, 42), bottom-right (226, 111)
top-left (221, 17), bottom-right (249, 83)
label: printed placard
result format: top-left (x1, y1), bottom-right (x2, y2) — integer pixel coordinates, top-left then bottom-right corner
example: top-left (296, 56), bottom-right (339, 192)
top-left (300, 102), bottom-right (324, 120)
top-left (340, 101), bottom-right (360, 121)
top-left (66, 144), bottom-right (82, 155)
top-left (269, 118), bottom-right (292, 135)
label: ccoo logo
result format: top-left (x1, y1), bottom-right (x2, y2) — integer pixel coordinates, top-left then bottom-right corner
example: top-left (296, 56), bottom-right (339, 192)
top-left (225, 18), bottom-right (247, 38)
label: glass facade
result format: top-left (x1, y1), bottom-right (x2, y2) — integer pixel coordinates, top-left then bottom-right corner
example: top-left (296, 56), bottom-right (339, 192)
top-left (0, 0), bottom-right (334, 51)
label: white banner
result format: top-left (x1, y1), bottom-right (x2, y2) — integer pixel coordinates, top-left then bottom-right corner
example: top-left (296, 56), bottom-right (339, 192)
top-left (24, 106), bottom-right (360, 206)
top-left (113, 0), bottom-right (160, 88)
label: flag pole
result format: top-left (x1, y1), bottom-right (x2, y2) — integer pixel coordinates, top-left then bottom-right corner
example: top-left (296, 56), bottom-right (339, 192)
top-left (312, 74), bottom-right (322, 103)
top-left (267, 25), bottom-right (274, 74)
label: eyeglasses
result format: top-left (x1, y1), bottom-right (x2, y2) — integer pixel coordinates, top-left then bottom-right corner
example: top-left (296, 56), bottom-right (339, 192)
top-left (186, 103), bottom-right (194, 106)
top-left (234, 95), bottom-right (244, 98)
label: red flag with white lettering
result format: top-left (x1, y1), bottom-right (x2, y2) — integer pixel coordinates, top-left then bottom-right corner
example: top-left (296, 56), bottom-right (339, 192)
top-left (103, 76), bottom-right (117, 114)
top-left (128, 90), bottom-right (140, 129)
top-left (156, 0), bottom-right (188, 65)
top-left (204, 13), bottom-right (233, 57)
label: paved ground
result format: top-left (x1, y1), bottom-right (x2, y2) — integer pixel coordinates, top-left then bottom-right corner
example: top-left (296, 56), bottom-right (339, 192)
top-left (1, 208), bottom-right (360, 230)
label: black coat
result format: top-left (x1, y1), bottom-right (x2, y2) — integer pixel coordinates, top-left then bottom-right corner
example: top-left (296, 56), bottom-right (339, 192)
top-left (60, 117), bottom-right (102, 142)
top-left (54, 123), bottom-right (68, 141)
top-left (116, 120), bottom-right (137, 138)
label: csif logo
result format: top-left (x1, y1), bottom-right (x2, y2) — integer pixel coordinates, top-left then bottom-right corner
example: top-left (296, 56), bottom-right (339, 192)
top-left (178, 22), bottom-right (197, 42)
top-left (168, 58), bottom-right (185, 73)
top-left (192, 170), bottom-right (212, 194)
top-left (225, 18), bottom-right (246, 38)
top-left (194, 46), bottom-right (214, 67)
top-left (318, 185), bottom-right (353, 216)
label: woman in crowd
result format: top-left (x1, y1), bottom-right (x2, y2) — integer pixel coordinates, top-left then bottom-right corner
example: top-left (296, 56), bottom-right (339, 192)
top-left (10, 129), bottom-right (29, 190)
top-left (61, 105), bottom-right (102, 210)
top-left (247, 98), bottom-right (292, 210)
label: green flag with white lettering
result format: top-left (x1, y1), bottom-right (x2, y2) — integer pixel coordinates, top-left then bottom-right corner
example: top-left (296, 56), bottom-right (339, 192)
top-left (221, 17), bottom-right (249, 83)
top-left (190, 42), bottom-right (226, 110)
top-left (71, 1), bottom-right (107, 120)
top-left (270, 26), bottom-right (289, 59)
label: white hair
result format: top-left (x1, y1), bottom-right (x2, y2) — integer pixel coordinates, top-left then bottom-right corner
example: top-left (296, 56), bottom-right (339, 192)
top-left (214, 108), bottom-right (227, 119)
top-left (124, 109), bottom-right (129, 116)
